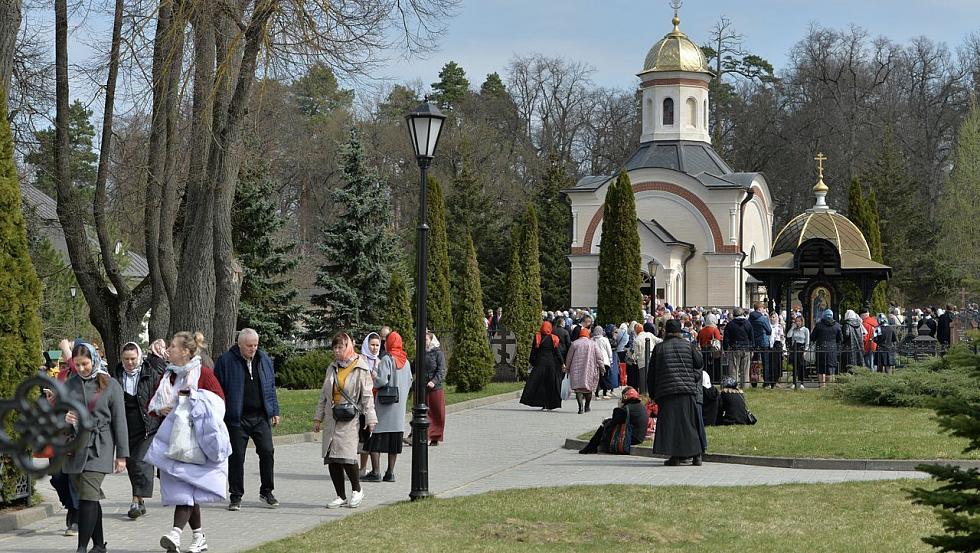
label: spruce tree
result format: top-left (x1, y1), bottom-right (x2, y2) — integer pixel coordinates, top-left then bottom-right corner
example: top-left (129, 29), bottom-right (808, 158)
top-left (431, 61), bottom-right (470, 108)
top-left (841, 177), bottom-right (870, 312)
top-left (479, 72), bottom-right (507, 98)
top-left (909, 341), bottom-right (980, 552)
top-left (421, 175), bottom-right (453, 333)
top-left (232, 159), bottom-right (303, 357)
top-left (520, 204), bottom-right (543, 320)
top-left (307, 129), bottom-right (391, 339)
top-left (596, 171), bottom-right (642, 325)
top-left (536, 156), bottom-right (572, 309)
top-left (385, 269), bottom-right (416, 362)
top-left (502, 226), bottom-right (531, 379)
top-left (24, 99), bottom-right (98, 199)
top-left (864, 188), bottom-right (888, 314)
top-left (939, 99), bottom-right (980, 287)
top-left (446, 233), bottom-right (495, 392)
top-left (0, 90), bottom-right (44, 499)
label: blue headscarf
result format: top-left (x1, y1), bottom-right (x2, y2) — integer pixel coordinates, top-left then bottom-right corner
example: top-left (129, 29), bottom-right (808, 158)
top-left (75, 342), bottom-right (108, 380)
top-left (822, 309), bottom-right (834, 321)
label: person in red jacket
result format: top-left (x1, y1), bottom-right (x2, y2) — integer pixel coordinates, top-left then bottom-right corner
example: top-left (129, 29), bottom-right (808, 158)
top-left (860, 309), bottom-right (879, 371)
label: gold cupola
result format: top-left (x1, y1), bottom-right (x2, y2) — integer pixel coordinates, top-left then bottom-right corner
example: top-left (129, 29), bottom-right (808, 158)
top-left (639, 13), bottom-right (714, 76)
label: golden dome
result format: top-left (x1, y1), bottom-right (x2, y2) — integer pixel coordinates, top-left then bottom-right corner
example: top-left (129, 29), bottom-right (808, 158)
top-left (640, 15), bottom-right (713, 76)
top-left (771, 211), bottom-right (872, 260)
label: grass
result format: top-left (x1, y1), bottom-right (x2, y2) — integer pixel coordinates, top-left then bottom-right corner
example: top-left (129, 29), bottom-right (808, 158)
top-left (274, 382), bottom-right (525, 436)
top-left (597, 388), bottom-right (977, 460)
top-left (246, 480), bottom-right (942, 553)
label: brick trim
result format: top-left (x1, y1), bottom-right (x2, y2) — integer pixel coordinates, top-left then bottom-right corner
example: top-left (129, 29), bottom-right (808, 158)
top-left (570, 181), bottom-right (740, 255)
top-left (640, 78), bottom-right (709, 89)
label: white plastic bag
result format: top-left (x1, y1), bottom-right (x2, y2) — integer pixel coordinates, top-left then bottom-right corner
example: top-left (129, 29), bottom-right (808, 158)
top-left (560, 375), bottom-right (571, 401)
top-left (166, 395), bottom-right (206, 464)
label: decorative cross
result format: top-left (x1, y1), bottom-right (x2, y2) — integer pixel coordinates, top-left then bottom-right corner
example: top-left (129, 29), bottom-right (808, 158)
top-left (489, 330), bottom-right (517, 366)
top-left (670, 0), bottom-right (683, 14)
top-left (814, 152), bottom-right (827, 178)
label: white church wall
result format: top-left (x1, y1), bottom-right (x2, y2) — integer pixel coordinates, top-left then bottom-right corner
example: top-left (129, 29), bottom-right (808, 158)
top-left (569, 254), bottom-right (599, 308)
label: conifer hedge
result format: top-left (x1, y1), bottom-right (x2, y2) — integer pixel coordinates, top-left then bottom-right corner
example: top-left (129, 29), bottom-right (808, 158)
top-left (446, 233), bottom-right (494, 392)
top-left (596, 170), bottom-right (642, 326)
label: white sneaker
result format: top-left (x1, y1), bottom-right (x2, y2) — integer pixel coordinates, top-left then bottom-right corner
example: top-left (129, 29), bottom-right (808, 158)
top-left (160, 527), bottom-right (181, 552)
top-left (347, 489), bottom-right (364, 508)
top-left (326, 497), bottom-right (346, 509)
top-left (188, 531), bottom-right (208, 553)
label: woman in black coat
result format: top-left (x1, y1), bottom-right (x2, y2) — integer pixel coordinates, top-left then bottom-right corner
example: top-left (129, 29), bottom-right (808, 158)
top-left (647, 319), bottom-right (706, 466)
top-left (717, 376), bottom-right (754, 425)
top-left (578, 387), bottom-right (649, 453)
top-left (810, 310), bottom-right (843, 388)
top-left (520, 321), bottom-right (566, 410)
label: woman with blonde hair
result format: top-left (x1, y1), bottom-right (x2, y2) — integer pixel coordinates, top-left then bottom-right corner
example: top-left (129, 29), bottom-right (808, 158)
top-left (146, 332), bottom-right (228, 553)
top-left (313, 332), bottom-right (377, 508)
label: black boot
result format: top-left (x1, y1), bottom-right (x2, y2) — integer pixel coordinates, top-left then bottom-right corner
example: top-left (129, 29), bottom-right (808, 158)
top-left (664, 456), bottom-right (680, 466)
top-left (692, 455), bottom-right (703, 466)
top-left (576, 393), bottom-right (584, 414)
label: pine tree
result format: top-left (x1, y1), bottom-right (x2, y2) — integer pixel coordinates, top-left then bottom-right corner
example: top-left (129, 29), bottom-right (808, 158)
top-left (307, 129), bottom-right (391, 339)
top-left (536, 156), bottom-right (572, 309)
top-left (233, 159), bottom-right (303, 357)
top-left (420, 175), bottom-right (453, 333)
top-left (501, 226), bottom-right (531, 379)
top-left (446, 233), bottom-right (495, 392)
top-left (909, 341), bottom-right (980, 552)
top-left (479, 72), bottom-right (507, 98)
top-left (431, 61), bottom-right (470, 108)
top-left (939, 98), bottom-right (980, 288)
top-left (841, 177), bottom-right (870, 313)
top-left (520, 204), bottom-right (543, 320)
top-left (385, 269), bottom-right (416, 361)
top-left (0, 90), bottom-right (44, 499)
top-left (24, 99), bottom-right (98, 199)
top-left (596, 171), bottom-right (642, 325)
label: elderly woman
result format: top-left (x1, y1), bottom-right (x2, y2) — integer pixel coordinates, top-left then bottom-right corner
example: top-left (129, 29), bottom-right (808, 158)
top-left (592, 325), bottom-right (614, 399)
top-left (566, 327), bottom-right (604, 414)
top-left (578, 387), bottom-right (649, 454)
top-left (422, 331), bottom-right (448, 445)
top-left (520, 321), bottom-right (566, 410)
top-left (146, 331), bottom-right (228, 553)
top-left (63, 343), bottom-right (128, 553)
top-left (875, 315), bottom-right (900, 373)
top-left (648, 319), bottom-right (706, 466)
top-left (363, 332), bottom-right (412, 482)
top-left (314, 333), bottom-right (377, 509)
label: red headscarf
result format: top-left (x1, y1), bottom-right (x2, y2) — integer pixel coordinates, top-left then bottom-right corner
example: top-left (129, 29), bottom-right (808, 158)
top-left (533, 321), bottom-right (559, 348)
top-left (385, 332), bottom-right (408, 369)
top-left (335, 333), bottom-right (356, 363)
top-left (579, 327), bottom-right (591, 339)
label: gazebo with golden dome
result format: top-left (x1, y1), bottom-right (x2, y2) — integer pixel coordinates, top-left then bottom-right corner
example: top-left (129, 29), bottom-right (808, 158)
top-left (745, 154), bottom-right (891, 325)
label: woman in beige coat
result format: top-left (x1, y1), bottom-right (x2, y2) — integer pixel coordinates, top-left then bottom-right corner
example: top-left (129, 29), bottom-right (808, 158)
top-left (313, 333), bottom-right (377, 509)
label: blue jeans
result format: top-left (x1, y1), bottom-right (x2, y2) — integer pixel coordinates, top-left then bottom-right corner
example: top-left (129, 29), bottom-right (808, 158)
top-left (863, 351), bottom-right (876, 371)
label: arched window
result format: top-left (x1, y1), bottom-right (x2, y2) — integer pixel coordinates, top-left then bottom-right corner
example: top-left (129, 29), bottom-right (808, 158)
top-left (646, 98), bottom-right (654, 128)
top-left (687, 97), bottom-right (697, 128)
top-left (703, 99), bottom-right (708, 128)
top-left (662, 98), bottom-right (674, 126)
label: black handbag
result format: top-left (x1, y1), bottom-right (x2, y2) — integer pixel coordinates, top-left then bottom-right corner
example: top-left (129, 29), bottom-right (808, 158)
top-left (376, 361), bottom-right (400, 405)
top-left (331, 363), bottom-right (360, 422)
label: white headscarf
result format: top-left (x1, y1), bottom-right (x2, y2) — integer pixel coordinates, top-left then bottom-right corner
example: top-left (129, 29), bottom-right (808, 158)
top-left (361, 332), bottom-right (381, 370)
top-left (75, 342), bottom-right (109, 381)
top-left (147, 355), bottom-right (202, 413)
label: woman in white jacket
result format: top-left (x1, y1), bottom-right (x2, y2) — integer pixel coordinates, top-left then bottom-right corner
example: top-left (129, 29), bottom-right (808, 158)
top-left (785, 315), bottom-right (810, 390)
top-left (591, 326), bottom-right (613, 398)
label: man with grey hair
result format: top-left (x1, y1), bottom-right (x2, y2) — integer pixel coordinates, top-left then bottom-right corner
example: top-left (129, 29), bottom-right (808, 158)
top-left (722, 307), bottom-right (755, 387)
top-left (214, 328), bottom-right (282, 511)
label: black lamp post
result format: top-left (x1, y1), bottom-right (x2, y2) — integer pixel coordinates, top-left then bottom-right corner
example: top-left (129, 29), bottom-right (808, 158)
top-left (69, 286), bottom-right (78, 338)
top-left (405, 98), bottom-right (445, 501)
top-left (647, 260), bottom-right (658, 303)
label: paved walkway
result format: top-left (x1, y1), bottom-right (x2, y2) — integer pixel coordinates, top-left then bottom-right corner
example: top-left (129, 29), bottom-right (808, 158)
top-left (1, 397), bottom-right (926, 552)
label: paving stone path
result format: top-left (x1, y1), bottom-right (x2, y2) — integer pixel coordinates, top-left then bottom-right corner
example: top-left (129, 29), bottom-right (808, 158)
top-left (1, 397), bottom-right (926, 552)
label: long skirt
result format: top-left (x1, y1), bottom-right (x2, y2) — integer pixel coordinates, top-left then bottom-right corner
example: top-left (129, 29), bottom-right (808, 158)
top-left (427, 388), bottom-right (446, 443)
top-left (651, 394), bottom-right (706, 458)
top-left (520, 362), bottom-right (563, 409)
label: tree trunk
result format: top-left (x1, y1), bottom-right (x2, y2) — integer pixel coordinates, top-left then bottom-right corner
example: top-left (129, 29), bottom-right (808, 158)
top-left (0, 0), bottom-right (21, 103)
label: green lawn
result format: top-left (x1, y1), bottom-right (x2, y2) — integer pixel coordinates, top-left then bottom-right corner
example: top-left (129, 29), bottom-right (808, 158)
top-left (274, 382), bottom-right (525, 436)
top-left (247, 480), bottom-right (942, 553)
top-left (613, 388), bottom-right (977, 460)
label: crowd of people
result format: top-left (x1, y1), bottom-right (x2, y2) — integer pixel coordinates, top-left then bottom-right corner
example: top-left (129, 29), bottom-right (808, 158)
top-left (39, 323), bottom-right (438, 553)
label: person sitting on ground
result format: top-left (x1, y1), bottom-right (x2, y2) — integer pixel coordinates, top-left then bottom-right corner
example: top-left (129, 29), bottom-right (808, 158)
top-left (578, 387), bottom-right (649, 454)
top-left (717, 376), bottom-right (755, 426)
top-left (701, 370), bottom-right (720, 426)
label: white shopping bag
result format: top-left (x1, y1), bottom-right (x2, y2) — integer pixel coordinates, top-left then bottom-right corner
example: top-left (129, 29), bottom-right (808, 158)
top-left (166, 395), bottom-right (206, 464)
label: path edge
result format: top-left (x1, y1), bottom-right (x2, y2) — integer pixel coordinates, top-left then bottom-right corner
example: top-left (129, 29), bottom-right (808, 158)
top-left (0, 502), bottom-right (54, 533)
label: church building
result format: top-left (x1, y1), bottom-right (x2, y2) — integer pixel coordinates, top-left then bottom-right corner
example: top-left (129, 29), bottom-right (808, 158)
top-left (564, 11), bottom-right (773, 309)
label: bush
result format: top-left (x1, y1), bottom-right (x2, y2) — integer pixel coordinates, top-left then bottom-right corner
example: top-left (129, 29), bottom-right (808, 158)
top-left (277, 349), bottom-right (334, 390)
top-left (834, 348), bottom-right (980, 408)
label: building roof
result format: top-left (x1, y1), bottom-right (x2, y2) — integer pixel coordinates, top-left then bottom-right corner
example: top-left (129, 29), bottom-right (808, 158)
top-left (638, 218), bottom-right (689, 246)
top-left (639, 15), bottom-right (713, 77)
top-left (771, 210), bottom-right (871, 260)
top-left (21, 182), bottom-right (150, 280)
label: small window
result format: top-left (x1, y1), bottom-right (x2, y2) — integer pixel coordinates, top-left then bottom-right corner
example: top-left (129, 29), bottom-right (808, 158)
top-left (662, 98), bottom-right (674, 126)
top-left (646, 98), bottom-right (654, 128)
top-left (703, 99), bottom-right (708, 128)
top-left (687, 97), bottom-right (697, 128)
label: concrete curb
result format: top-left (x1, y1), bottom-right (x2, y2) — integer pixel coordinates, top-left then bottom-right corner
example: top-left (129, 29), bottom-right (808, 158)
top-left (0, 502), bottom-right (54, 533)
top-left (562, 438), bottom-right (980, 472)
top-left (268, 389), bottom-right (524, 447)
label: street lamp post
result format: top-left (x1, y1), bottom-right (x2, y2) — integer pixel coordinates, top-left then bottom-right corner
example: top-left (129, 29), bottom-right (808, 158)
top-left (69, 286), bottom-right (78, 338)
top-left (405, 98), bottom-right (445, 501)
top-left (647, 260), bottom-right (658, 305)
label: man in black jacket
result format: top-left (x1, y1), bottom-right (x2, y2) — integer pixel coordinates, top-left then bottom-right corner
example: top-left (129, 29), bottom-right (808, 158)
top-left (722, 308), bottom-right (754, 387)
top-left (552, 316), bottom-right (571, 359)
top-left (937, 306), bottom-right (954, 347)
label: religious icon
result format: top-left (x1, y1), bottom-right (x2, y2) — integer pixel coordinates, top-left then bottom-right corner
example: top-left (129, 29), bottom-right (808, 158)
top-left (810, 285), bottom-right (831, 326)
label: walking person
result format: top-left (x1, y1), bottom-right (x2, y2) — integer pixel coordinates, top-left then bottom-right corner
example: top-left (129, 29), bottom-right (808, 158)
top-left (786, 315), bottom-right (810, 389)
top-left (520, 321), bottom-right (566, 410)
top-left (146, 332), bottom-right (228, 553)
top-left (313, 333), bottom-right (377, 508)
top-left (421, 331), bottom-right (448, 445)
top-left (113, 342), bottom-right (165, 520)
top-left (213, 328), bottom-right (282, 512)
top-left (63, 343), bottom-right (128, 553)
top-left (363, 331), bottom-right (412, 482)
top-left (552, 316), bottom-right (571, 359)
top-left (358, 333), bottom-right (383, 477)
top-left (647, 319), bottom-right (706, 466)
top-left (811, 310), bottom-right (843, 387)
top-left (566, 328), bottom-right (604, 414)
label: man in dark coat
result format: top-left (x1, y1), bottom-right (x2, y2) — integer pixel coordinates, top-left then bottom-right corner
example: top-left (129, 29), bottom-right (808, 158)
top-left (918, 308), bottom-right (938, 338)
top-left (748, 302), bottom-right (773, 388)
top-left (937, 306), bottom-right (954, 346)
top-left (810, 310), bottom-right (843, 387)
top-left (647, 319), bottom-right (705, 466)
top-left (722, 308), bottom-right (754, 387)
top-left (214, 328), bottom-right (281, 511)
top-left (552, 316), bottom-right (571, 359)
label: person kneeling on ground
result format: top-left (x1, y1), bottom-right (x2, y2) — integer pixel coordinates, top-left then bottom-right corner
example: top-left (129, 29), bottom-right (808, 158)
top-left (578, 387), bottom-right (648, 454)
top-left (717, 376), bottom-right (756, 426)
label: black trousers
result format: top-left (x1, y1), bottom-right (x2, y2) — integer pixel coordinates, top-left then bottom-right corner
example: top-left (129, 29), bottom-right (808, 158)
top-left (127, 433), bottom-right (155, 497)
top-left (228, 413), bottom-right (275, 501)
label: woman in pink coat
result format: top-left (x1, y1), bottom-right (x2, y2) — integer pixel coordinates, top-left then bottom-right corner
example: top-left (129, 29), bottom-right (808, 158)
top-left (565, 327), bottom-right (604, 414)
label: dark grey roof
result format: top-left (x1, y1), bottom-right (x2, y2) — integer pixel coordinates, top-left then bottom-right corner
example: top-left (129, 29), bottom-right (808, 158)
top-left (638, 218), bottom-right (681, 245)
top-left (21, 182), bottom-right (150, 280)
top-left (573, 175), bottom-right (612, 190)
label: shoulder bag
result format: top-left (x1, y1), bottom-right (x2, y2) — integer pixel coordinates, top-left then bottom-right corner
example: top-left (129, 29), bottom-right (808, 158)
top-left (376, 360), bottom-right (400, 405)
top-left (331, 361), bottom-right (361, 422)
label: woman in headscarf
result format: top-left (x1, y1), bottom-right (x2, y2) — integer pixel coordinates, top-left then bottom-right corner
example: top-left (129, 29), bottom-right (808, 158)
top-left (358, 333), bottom-right (383, 478)
top-left (313, 332), bottom-right (377, 509)
top-left (62, 342), bottom-right (128, 553)
top-left (842, 309), bottom-right (865, 371)
top-left (147, 338), bottom-right (169, 372)
top-left (810, 310), bottom-right (843, 387)
top-left (421, 331), bottom-right (448, 445)
top-left (648, 319), bottom-right (706, 466)
top-left (592, 326), bottom-right (613, 399)
top-left (146, 331), bottom-right (227, 553)
top-left (566, 327), bottom-right (604, 414)
top-left (578, 387), bottom-right (649, 454)
top-left (520, 321), bottom-right (565, 410)
top-left (363, 332), bottom-right (412, 482)
top-left (875, 314), bottom-right (899, 373)
top-left (610, 322), bottom-right (630, 394)
top-left (113, 341), bottom-right (165, 520)
top-left (696, 314), bottom-right (722, 383)
top-left (631, 323), bottom-right (658, 394)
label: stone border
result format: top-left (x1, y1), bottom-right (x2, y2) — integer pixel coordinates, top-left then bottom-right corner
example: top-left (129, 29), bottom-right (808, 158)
top-left (562, 438), bottom-right (980, 472)
top-left (0, 502), bottom-right (54, 533)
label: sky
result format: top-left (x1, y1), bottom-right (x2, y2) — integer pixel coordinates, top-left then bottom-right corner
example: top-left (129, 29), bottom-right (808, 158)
top-left (373, 0), bottom-right (980, 92)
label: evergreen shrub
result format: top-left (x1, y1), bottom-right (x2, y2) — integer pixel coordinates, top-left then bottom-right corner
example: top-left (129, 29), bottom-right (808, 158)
top-left (277, 349), bottom-right (334, 390)
top-left (834, 350), bottom-right (980, 408)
